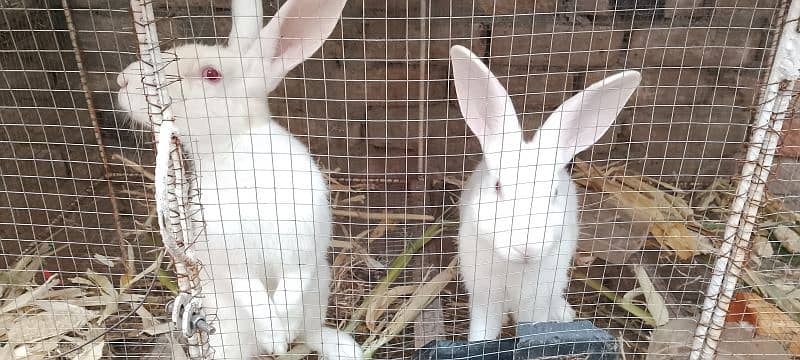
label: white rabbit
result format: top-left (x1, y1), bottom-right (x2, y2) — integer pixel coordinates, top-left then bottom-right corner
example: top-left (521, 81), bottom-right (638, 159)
top-left (116, 0), bottom-right (362, 359)
top-left (449, 45), bottom-right (640, 341)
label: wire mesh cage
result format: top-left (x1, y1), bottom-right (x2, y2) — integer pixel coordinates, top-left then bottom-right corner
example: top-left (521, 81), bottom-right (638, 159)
top-left (0, 0), bottom-right (798, 359)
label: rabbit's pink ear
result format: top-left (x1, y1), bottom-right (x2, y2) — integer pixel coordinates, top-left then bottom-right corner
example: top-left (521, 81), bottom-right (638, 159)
top-left (535, 70), bottom-right (641, 164)
top-left (450, 45), bottom-right (521, 169)
top-left (247, 0), bottom-right (346, 90)
top-left (228, 0), bottom-right (263, 52)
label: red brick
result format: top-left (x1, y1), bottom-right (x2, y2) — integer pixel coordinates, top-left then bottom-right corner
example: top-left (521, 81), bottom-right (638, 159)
top-left (349, 0), bottom-right (475, 18)
top-left (708, 0), bottom-right (780, 27)
top-left (765, 159), bottom-right (800, 211)
top-left (430, 0), bottom-right (480, 17)
top-left (710, 69), bottom-right (762, 108)
top-left (621, 156), bottom-right (742, 188)
top-left (778, 113), bottom-right (800, 158)
top-left (268, 101), bottom-right (363, 170)
top-left (575, 0), bottom-right (611, 13)
top-left (622, 105), bottom-right (750, 162)
top-left (344, 0), bottom-right (420, 18)
top-left (583, 110), bottom-right (630, 159)
top-left (476, 0), bottom-right (558, 14)
top-left (69, 0), bottom-right (133, 9)
top-left (664, 0), bottom-right (708, 18)
top-left (273, 100), bottom-right (427, 171)
top-left (424, 104), bottom-right (485, 175)
top-left (341, 18), bottom-right (483, 63)
top-left (71, 10), bottom-right (212, 69)
top-left (271, 98), bottom-right (442, 154)
top-left (444, 67), bottom-right (576, 141)
top-left (489, 67), bottom-right (574, 109)
top-left (628, 27), bottom-right (765, 68)
top-left (361, 104), bottom-right (426, 151)
top-left (769, 159), bottom-right (800, 197)
top-left (632, 68), bottom-right (715, 105)
top-left (489, 16), bottom-right (625, 70)
top-left (280, 62), bottom-right (450, 102)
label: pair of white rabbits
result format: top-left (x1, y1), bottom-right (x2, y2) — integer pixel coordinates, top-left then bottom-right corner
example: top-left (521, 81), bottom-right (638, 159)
top-left (116, 0), bottom-right (641, 358)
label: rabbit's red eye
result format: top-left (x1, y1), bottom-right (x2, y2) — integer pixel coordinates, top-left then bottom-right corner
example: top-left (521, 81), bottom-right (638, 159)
top-left (201, 67), bottom-right (222, 82)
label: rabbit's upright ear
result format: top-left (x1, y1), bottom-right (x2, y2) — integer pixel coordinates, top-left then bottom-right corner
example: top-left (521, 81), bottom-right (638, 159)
top-left (450, 45), bottom-right (522, 171)
top-left (535, 70), bottom-right (641, 165)
top-left (246, 0), bottom-right (347, 90)
top-left (228, 0), bottom-right (263, 52)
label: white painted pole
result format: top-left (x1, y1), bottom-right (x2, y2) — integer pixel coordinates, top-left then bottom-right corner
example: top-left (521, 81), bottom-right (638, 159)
top-left (129, 1), bottom-right (209, 358)
top-left (690, 1), bottom-right (800, 359)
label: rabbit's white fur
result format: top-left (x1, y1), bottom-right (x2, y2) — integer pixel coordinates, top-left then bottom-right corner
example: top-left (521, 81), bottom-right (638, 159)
top-left (449, 45), bottom-right (640, 341)
top-left (116, 0), bottom-right (362, 359)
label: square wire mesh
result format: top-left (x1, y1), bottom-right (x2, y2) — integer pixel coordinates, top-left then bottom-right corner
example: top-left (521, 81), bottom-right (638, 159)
top-left (0, 0), bottom-right (797, 359)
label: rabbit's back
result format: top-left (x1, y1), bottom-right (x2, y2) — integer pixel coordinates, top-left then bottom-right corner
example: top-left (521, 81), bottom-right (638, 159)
top-left (196, 124), bottom-right (331, 276)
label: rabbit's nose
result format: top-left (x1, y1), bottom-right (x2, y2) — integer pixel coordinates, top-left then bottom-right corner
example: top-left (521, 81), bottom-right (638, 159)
top-left (117, 73), bottom-right (128, 89)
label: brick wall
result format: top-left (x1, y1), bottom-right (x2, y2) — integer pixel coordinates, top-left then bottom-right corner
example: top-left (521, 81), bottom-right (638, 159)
top-left (6, 0), bottom-right (785, 188)
top-left (0, 0), bottom-right (131, 263)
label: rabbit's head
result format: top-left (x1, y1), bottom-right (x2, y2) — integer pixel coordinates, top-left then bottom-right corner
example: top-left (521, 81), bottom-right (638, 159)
top-left (450, 45), bottom-right (640, 262)
top-left (117, 0), bottom-right (346, 140)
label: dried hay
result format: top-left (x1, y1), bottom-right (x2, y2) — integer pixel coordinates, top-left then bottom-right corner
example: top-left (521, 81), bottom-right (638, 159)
top-left (324, 160), bottom-right (800, 357)
top-left (0, 245), bottom-right (169, 359)
top-left (324, 171), bottom-right (460, 359)
top-left (573, 160), bottom-right (714, 260)
top-left (693, 178), bottom-right (800, 258)
top-left (0, 153), bottom-right (175, 359)
top-left (571, 160), bottom-right (800, 357)
top-left (15, 153), bottom-right (795, 359)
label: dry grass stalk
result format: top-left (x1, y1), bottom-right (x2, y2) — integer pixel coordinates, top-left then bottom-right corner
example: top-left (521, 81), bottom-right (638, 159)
top-left (0, 275), bottom-right (59, 315)
top-left (741, 262), bottom-right (800, 322)
top-left (0, 248), bottom-right (168, 359)
top-left (329, 219), bottom-right (400, 337)
top-left (632, 265), bottom-right (670, 327)
top-left (573, 160), bottom-right (712, 259)
top-left (366, 221), bottom-right (395, 240)
top-left (112, 153), bottom-right (155, 181)
top-left (346, 221), bottom-right (395, 266)
top-left (441, 176), bottom-right (465, 188)
top-left (343, 219), bottom-right (448, 333)
top-left (703, 180), bottom-right (800, 256)
top-left (330, 240), bottom-right (354, 249)
top-left (572, 270), bottom-right (657, 326)
top-left (360, 258), bottom-right (458, 359)
top-left (770, 225), bottom-right (800, 253)
top-left (752, 235), bottom-right (776, 257)
top-left (329, 184), bottom-right (355, 191)
top-left (365, 285), bottom-right (418, 333)
top-left (92, 254), bottom-right (119, 268)
top-left (336, 194), bottom-right (366, 206)
top-left (332, 208), bottom-right (435, 222)
top-left (0, 252), bottom-right (45, 301)
top-left (350, 241), bottom-right (387, 270)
